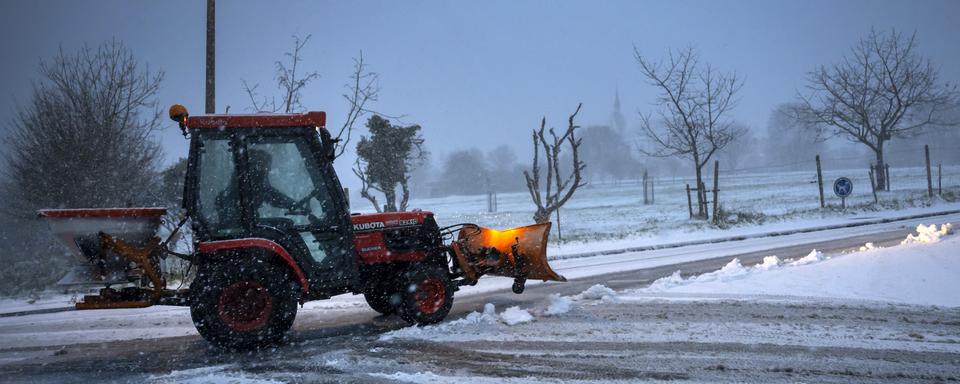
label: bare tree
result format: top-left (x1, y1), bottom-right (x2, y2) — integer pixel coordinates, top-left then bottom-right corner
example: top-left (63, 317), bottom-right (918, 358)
top-left (794, 29), bottom-right (957, 190)
top-left (634, 47), bottom-right (743, 219)
top-left (1, 40), bottom-right (164, 216)
top-left (243, 35), bottom-right (379, 159)
top-left (243, 35), bottom-right (319, 114)
top-left (334, 52), bottom-right (379, 159)
top-left (523, 103), bottom-right (586, 224)
top-left (0, 41), bottom-right (164, 294)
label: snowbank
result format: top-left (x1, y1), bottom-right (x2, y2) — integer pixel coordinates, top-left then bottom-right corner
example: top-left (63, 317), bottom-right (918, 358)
top-left (543, 294), bottom-right (574, 316)
top-left (380, 303), bottom-right (540, 341)
top-left (382, 292), bottom-right (585, 342)
top-left (901, 223), bottom-right (953, 244)
top-left (788, 249), bottom-right (825, 266)
top-left (634, 223), bottom-right (960, 307)
top-left (575, 284), bottom-right (620, 303)
top-left (499, 306), bottom-right (534, 325)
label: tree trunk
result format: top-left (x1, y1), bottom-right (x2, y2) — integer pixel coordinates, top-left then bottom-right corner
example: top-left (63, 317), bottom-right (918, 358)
top-left (533, 208), bottom-right (551, 224)
top-left (383, 187), bottom-right (398, 212)
top-left (874, 147), bottom-right (886, 191)
top-left (399, 180), bottom-right (410, 212)
top-left (693, 162), bottom-right (705, 219)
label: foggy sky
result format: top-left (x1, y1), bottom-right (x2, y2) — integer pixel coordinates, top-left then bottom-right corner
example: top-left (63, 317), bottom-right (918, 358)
top-left (1, 0), bottom-right (958, 189)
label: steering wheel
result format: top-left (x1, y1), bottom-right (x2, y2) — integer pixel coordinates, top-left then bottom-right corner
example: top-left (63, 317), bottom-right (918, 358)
top-left (287, 190), bottom-right (318, 216)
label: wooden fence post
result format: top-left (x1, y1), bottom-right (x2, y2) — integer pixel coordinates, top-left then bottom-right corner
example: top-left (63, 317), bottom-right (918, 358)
top-left (868, 169), bottom-right (878, 204)
top-left (699, 181), bottom-right (708, 220)
top-left (712, 160), bottom-right (720, 225)
top-left (938, 163), bottom-right (942, 196)
top-left (686, 184), bottom-right (693, 219)
top-left (925, 145), bottom-right (933, 198)
top-left (816, 155), bottom-right (824, 208)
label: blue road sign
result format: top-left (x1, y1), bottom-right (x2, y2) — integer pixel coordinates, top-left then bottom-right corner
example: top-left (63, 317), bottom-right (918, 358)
top-left (833, 177), bottom-right (853, 197)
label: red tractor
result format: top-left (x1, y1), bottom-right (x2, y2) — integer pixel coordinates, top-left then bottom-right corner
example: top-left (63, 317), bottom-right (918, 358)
top-left (38, 105), bottom-right (565, 349)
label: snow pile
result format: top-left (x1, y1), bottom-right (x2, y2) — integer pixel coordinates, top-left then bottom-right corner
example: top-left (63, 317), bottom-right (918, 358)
top-left (576, 284), bottom-right (620, 303)
top-left (647, 258), bottom-right (751, 292)
top-left (901, 223), bottom-right (953, 245)
top-left (645, 271), bottom-right (685, 291)
top-left (500, 306), bottom-right (534, 325)
top-left (380, 303), bottom-right (539, 341)
top-left (755, 255), bottom-right (782, 271)
top-left (633, 224), bottom-right (960, 307)
top-left (645, 253), bottom-right (833, 293)
top-left (380, 303), bottom-right (498, 341)
top-left (787, 249), bottom-right (826, 266)
top-left (543, 294), bottom-right (574, 316)
top-left (710, 258), bottom-right (751, 280)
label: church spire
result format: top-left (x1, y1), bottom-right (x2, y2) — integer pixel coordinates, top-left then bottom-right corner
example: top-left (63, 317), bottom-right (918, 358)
top-left (611, 86), bottom-right (626, 132)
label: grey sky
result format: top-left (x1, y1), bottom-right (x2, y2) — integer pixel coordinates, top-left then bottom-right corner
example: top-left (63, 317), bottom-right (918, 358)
top-left (1, 0), bottom-right (958, 187)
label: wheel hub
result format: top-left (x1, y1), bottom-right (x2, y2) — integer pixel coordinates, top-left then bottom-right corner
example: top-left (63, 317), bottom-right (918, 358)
top-left (415, 278), bottom-right (445, 315)
top-left (217, 281), bottom-right (273, 332)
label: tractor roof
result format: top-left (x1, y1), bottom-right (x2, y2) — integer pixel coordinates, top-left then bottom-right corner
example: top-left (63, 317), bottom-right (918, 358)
top-left (186, 111), bottom-right (326, 130)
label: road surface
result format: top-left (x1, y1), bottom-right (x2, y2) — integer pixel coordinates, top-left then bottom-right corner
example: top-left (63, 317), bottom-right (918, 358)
top-left (0, 214), bottom-right (958, 383)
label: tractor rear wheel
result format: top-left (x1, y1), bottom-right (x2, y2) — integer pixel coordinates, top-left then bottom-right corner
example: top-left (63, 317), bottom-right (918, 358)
top-left (190, 256), bottom-right (299, 350)
top-left (396, 266), bottom-right (454, 325)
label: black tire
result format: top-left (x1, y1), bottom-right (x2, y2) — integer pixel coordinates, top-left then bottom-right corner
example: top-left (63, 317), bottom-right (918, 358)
top-left (190, 255), bottom-right (300, 350)
top-left (364, 280), bottom-right (400, 315)
top-left (396, 266), bottom-right (454, 325)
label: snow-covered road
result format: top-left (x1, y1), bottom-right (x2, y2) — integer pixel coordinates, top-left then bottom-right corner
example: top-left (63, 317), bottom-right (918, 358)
top-left (0, 213), bottom-right (958, 383)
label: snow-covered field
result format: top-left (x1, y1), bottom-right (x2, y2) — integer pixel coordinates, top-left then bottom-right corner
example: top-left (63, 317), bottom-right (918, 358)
top-left (355, 166), bottom-right (960, 247)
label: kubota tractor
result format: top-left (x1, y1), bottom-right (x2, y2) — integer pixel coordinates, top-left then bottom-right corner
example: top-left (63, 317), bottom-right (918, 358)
top-left (37, 105), bottom-right (565, 349)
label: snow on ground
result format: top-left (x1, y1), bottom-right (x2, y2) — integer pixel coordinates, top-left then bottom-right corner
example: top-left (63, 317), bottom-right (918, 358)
top-left (148, 365), bottom-right (284, 384)
top-left (0, 294), bottom-right (374, 349)
top-left (901, 222), bottom-right (953, 244)
top-left (377, 223), bottom-right (959, 354)
top-left (630, 223), bottom-right (958, 307)
top-left (543, 293), bottom-right (574, 316)
top-left (499, 306), bottom-right (534, 325)
top-left (351, 165), bottom-right (960, 250)
top-left (3, 213), bottom-right (959, 351)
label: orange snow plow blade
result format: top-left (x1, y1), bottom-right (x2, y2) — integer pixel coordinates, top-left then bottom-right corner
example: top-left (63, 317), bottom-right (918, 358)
top-left (452, 222), bottom-right (566, 286)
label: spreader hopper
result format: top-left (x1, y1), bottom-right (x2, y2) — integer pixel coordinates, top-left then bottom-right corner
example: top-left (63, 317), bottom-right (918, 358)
top-left (38, 208), bottom-right (172, 309)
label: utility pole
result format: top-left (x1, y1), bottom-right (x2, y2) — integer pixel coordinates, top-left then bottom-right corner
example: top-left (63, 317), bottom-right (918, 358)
top-left (205, 0), bottom-right (216, 114)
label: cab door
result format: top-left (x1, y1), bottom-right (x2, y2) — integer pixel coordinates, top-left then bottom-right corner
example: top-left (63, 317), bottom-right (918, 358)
top-left (241, 130), bottom-right (357, 291)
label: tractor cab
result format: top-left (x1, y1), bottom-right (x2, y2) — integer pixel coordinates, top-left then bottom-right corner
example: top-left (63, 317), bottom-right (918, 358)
top-left (174, 106), bottom-right (360, 299)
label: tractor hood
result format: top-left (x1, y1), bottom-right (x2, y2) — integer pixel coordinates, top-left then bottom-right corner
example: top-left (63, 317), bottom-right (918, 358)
top-left (350, 211), bottom-right (434, 232)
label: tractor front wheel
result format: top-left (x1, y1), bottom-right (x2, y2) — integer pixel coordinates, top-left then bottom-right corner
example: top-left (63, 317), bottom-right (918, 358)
top-left (397, 266), bottom-right (454, 325)
top-left (190, 256), bottom-right (299, 350)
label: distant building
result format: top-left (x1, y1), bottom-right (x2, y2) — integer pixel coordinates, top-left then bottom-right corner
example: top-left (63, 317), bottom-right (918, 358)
top-left (610, 88), bottom-right (626, 133)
